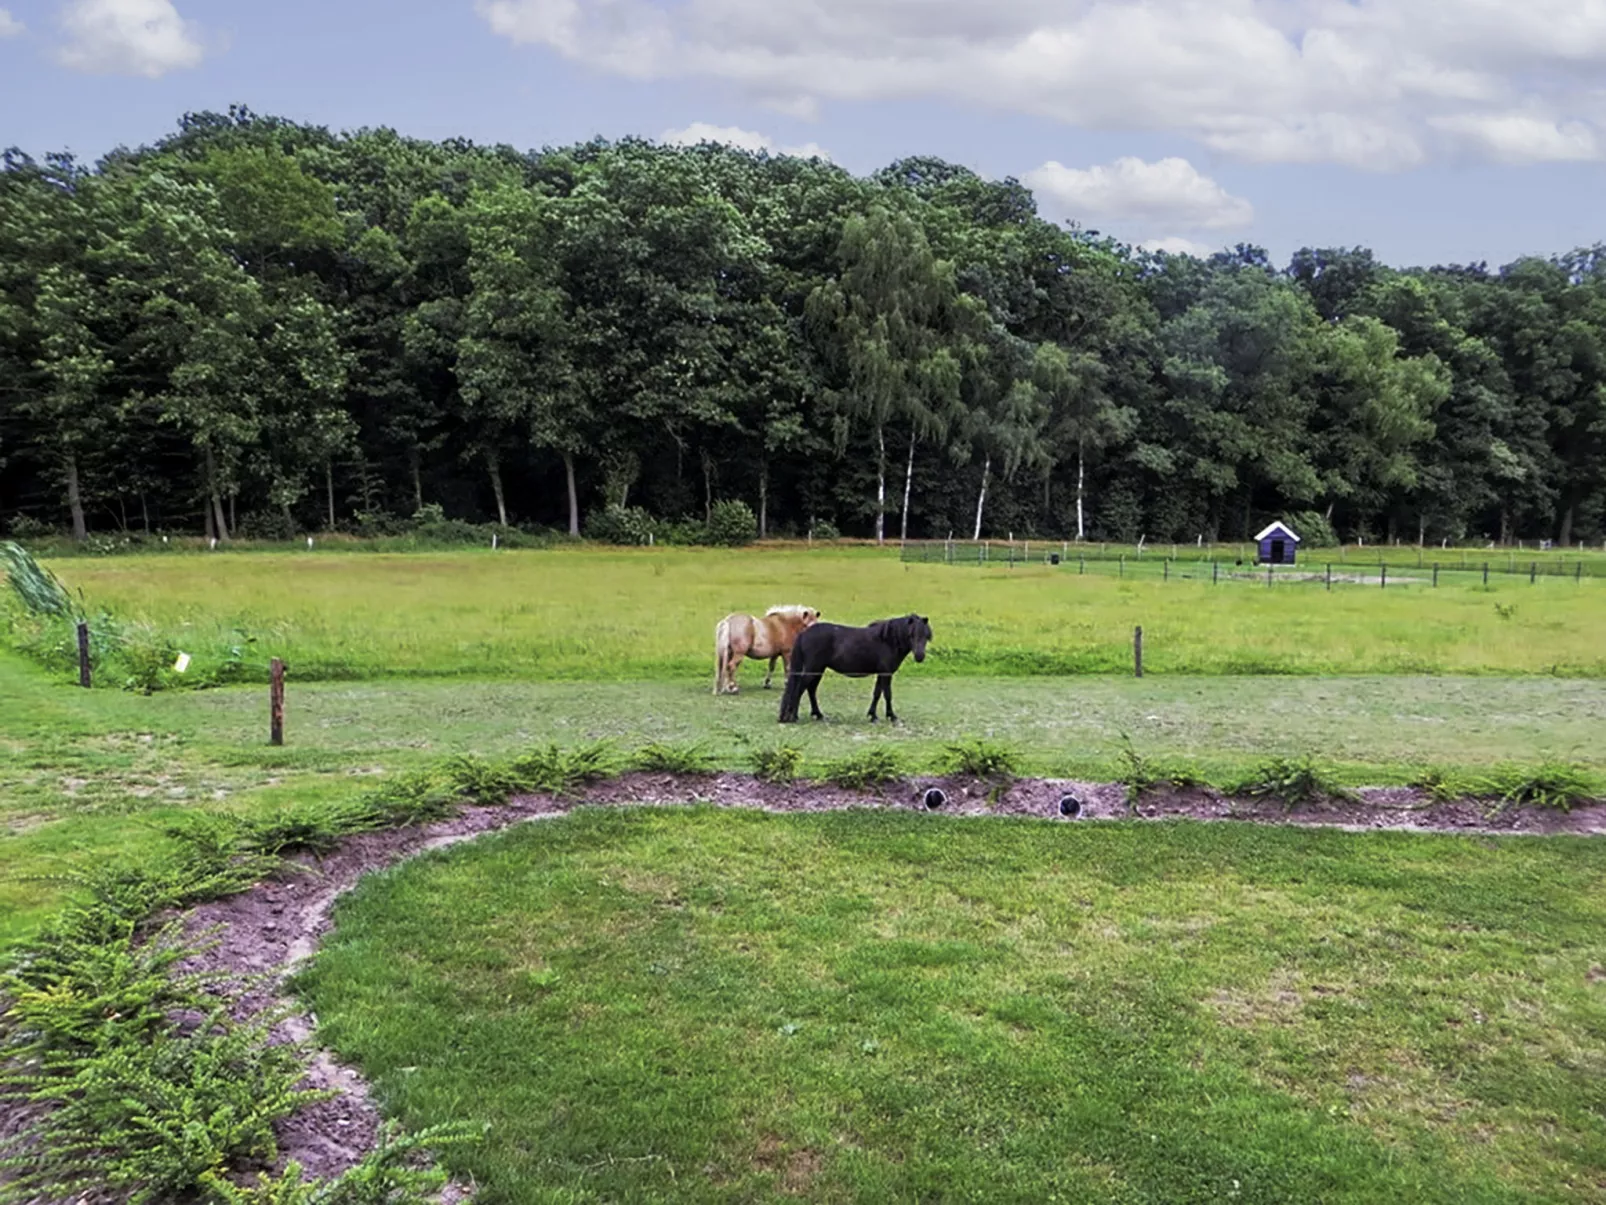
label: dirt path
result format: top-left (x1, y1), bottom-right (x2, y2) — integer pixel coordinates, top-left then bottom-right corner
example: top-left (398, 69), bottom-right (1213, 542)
top-left (175, 776), bottom-right (1606, 1184)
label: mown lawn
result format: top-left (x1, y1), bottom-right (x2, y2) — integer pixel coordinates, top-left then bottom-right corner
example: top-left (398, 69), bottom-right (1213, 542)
top-left (6, 646), bottom-right (1603, 944)
top-left (42, 545), bottom-right (1606, 682)
top-left (299, 806), bottom-right (1606, 1204)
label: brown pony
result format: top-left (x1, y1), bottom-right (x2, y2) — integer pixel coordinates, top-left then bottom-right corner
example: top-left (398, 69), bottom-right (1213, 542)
top-left (714, 605), bottom-right (821, 695)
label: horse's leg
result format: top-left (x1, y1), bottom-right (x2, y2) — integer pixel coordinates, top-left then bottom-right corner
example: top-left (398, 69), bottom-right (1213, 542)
top-left (764, 654), bottom-right (779, 689)
top-left (807, 674), bottom-right (824, 720)
top-left (867, 676), bottom-right (884, 722)
top-left (883, 674), bottom-right (897, 724)
top-left (726, 648), bottom-right (744, 694)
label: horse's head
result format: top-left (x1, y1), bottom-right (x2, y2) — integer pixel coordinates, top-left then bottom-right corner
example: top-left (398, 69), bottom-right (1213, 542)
top-left (768, 604), bottom-right (821, 632)
top-left (908, 614), bottom-right (932, 663)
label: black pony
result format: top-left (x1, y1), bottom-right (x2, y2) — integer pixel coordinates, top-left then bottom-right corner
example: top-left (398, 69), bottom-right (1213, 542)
top-left (778, 614), bottom-right (932, 724)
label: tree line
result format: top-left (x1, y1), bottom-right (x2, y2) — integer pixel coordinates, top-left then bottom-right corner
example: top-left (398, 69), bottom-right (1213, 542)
top-left (2, 106), bottom-right (1602, 548)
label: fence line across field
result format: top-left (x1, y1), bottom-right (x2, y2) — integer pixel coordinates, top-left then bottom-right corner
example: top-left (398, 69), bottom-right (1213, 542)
top-left (897, 539), bottom-right (1604, 586)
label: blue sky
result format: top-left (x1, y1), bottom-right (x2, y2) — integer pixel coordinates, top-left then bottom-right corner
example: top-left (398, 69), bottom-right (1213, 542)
top-left (2, 0), bottom-right (1603, 269)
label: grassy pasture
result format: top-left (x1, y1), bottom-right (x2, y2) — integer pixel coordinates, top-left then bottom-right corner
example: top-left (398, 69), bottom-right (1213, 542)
top-left (8, 650), bottom-right (1604, 943)
top-left (41, 545), bottom-right (1606, 682)
top-left (300, 806), bottom-right (1606, 1204)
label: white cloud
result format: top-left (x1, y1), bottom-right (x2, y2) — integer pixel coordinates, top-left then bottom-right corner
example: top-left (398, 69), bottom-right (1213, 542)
top-left (1432, 113), bottom-right (1600, 163)
top-left (57, 0), bottom-right (204, 77)
top-left (479, 0), bottom-right (1606, 169)
top-left (0, 8), bottom-right (23, 37)
top-left (1023, 157), bottom-right (1252, 230)
top-left (1140, 236), bottom-right (1214, 258)
top-left (661, 121), bottom-right (829, 160)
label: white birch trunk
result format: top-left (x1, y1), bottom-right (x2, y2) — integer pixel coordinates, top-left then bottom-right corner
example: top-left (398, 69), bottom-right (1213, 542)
top-left (973, 455), bottom-right (991, 541)
top-left (874, 427), bottom-right (886, 544)
top-left (1075, 439), bottom-right (1086, 542)
top-left (899, 430), bottom-right (916, 544)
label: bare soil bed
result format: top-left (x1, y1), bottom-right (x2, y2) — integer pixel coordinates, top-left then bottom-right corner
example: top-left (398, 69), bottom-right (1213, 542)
top-left (174, 776), bottom-right (1606, 1183)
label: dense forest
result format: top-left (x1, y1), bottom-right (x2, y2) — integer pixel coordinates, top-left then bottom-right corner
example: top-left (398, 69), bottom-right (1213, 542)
top-left (2, 107), bottom-right (1602, 547)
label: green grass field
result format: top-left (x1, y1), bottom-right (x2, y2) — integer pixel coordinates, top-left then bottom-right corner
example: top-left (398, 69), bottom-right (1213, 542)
top-left (6, 545), bottom-right (1606, 1201)
top-left (299, 806), bottom-right (1606, 1204)
top-left (40, 546), bottom-right (1606, 681)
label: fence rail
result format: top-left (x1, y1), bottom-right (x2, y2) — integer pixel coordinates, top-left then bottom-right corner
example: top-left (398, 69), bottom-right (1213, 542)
top-left (897, 539), bottom-right (1606, 585)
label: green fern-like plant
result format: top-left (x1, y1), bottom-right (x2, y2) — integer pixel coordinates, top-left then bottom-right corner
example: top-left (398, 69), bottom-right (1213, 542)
top-left (822, 747), bottom-right (905, 790)
top-left (1232, 755), bottom-right (1354, 808)
top-left (940, 739), bottom-right (1020, 782)
top-left (632, 742), bottom-right (716, 775)
top-left (750, 744), bottom-right (805, 784)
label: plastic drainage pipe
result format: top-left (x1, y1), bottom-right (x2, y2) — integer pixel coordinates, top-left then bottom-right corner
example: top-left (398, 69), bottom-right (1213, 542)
top-left (923, 788), bottom-right (947, 810)
top-left (1059, 794), bottom-right (1083, 818)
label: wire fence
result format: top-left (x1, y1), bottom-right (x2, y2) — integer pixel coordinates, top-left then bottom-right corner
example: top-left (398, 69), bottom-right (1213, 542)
top-left (897, 538), bottom-right (1606, 587)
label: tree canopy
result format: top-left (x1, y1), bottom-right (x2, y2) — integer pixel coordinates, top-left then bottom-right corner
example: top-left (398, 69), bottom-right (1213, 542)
top-left (3, 107), bottom-right (1602, 547)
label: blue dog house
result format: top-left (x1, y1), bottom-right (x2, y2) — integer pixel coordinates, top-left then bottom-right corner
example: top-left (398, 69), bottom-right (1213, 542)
top-left (1255, 521), bottom-right (1301, 565)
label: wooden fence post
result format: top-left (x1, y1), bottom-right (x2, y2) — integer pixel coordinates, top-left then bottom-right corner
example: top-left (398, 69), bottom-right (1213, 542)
top-left (1380, 564), bottom-right (1387, 589)
top-left (1325, 564), bottom-right (1332, 591)
top-left (1483, 562), bottom-right (1489, 585)
top-left (1267, 563), bottom-right (1273, 588)
top-left (270, 658), bottom-right (285, 747)
top-left (1530, 562), bottom-right (1537, 584)
top-left (1163, 559), bottom-right (1169, 582)
top-left (1134, 626), bottom-right (1143, 679)
top-left (1432, 564), bottom-right (1439, 587)
top-left (1212, 561), bottom-right (1219, 584)
top-left (77, 621), bottom-right (91, 689)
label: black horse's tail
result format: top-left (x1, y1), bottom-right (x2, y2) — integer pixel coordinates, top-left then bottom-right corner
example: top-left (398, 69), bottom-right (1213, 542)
top-left (777, 665), bottom-right (805, 722)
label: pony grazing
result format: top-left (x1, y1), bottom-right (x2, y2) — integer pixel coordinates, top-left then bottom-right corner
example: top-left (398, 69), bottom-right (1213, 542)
top-left (778, 614), bottom-right (932, 724)
top-left (713, 605), bottom-right (821, 695)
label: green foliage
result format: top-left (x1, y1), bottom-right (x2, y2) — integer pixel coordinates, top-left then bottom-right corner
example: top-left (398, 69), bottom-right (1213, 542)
top-left (3, 1013), bottom-right (322, 1205)
top-left (631, 741), bottom-right (715, 774)
top-left (203, 1122), bottom-right (485, 1205)
top-left (704, 500), bottom-right (758, 547)
top-left (1286, 510), bottom-right (1339, 547)
top-left (1476, 762), bottom-right (1597, 814)
top-left (503, 741), bottom-right (618, 797)
top-left (2, 540), bottom-right (75, 617)
top-left (810, 519), bottom-right (841, 541)
top-left (4, 516), bottom-right (55, 540)
top-left (1115, 734), bottom-right (1205, 807)
top-left (821, 747), bottom-right (905, 789)
top-left (585, 504), bottom-right (657, 546)
top-left (940, 738), bottom-right (1019, 780)
top-left (750, 744), bottom-right (805, 784)
top-left (1232, 755), bottom-right (1355, 807)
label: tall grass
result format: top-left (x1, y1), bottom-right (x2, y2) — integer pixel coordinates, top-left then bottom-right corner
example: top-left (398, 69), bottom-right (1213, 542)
top-left (37, 547), bottom-right (1606, 684)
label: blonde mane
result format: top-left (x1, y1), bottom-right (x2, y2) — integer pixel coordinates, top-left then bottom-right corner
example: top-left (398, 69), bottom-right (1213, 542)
top-left (765, 604), bottom-right (815, 619)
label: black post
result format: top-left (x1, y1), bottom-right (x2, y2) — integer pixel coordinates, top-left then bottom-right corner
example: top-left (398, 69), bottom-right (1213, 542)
top-left (1380, 564), bottom-right (1387, 589)
top-left (1326, 563), bottom-right (1332, 591)
top-left (1119, 555), bottom-right (1125, 578)
top-left (1134, 626), bottom-right (1143, 679)
top-left (1079, 555), bottom-right (1085, 575)
top-left (76, 621), bottom-right (90, 689)
top-left (1577, 562), bottom-right (1584, 583)
top-left (1267, 562), bottom-right (1273, 588)
top-left (1212, 561), bottom-right (1219, 584)
top-left (1483, 562), bottom-right (1489, 585)
top-left (1164, 559), bottom-right (1169, 582)
top-left (1432, 564), bottom-right (1439, 587)
top-left (1530, 561), bottom-right (1537, 585)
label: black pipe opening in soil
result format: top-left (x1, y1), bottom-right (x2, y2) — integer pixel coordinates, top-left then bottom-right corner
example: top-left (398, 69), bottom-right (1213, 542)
top-left (923, 788), bottom-right (946, 810)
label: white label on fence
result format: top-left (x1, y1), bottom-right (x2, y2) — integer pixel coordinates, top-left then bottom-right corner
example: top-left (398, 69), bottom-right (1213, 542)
top-left (173, 653), bottom-right (191, 673)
